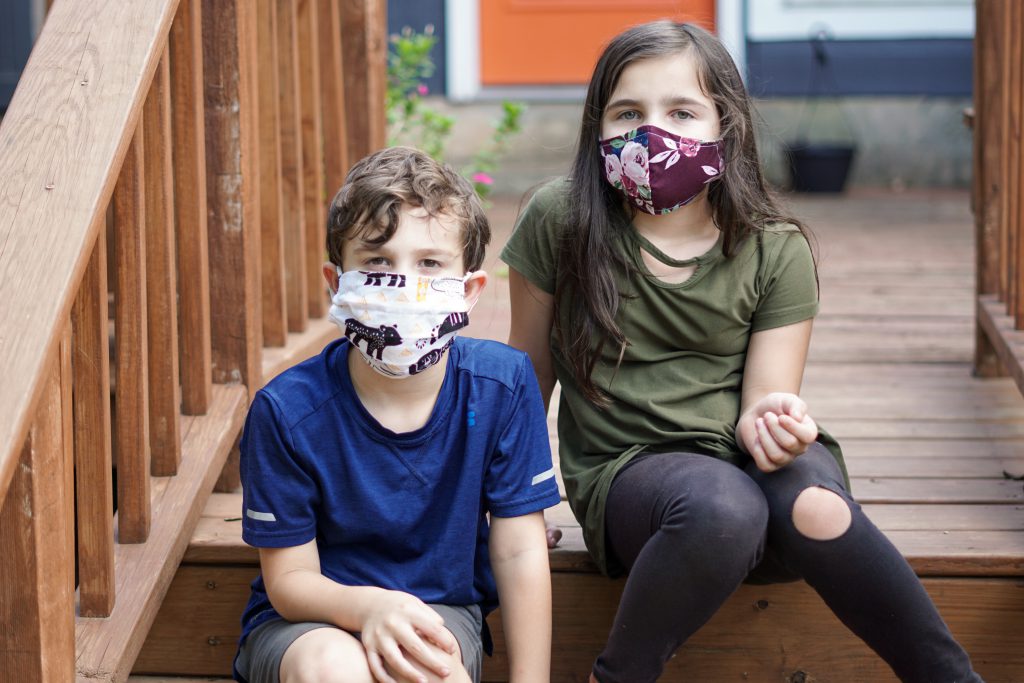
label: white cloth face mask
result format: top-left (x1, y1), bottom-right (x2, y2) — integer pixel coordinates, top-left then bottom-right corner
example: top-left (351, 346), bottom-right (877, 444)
top-left (328, 268), bottom-right (470, 378)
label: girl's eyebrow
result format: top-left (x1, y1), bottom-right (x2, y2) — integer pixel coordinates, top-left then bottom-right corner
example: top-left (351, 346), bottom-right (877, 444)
top-left (606, 96), bottom-right (708, 110)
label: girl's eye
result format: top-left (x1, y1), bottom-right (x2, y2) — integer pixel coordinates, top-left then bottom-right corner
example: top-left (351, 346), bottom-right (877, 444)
top-left (617, 110), bottom-right (640, 121)
top-left (673, 110), bottom-right (694, 120)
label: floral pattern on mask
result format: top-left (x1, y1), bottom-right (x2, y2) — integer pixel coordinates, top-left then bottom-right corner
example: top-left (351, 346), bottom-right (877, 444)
top-left (600, 125), bottom-right (724, 215)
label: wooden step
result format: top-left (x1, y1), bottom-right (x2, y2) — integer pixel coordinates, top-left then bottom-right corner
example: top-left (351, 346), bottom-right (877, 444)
top-left (133, 492), bottom-right (1024, 682)
top-left (183, 493), bottom-right (1024, 577)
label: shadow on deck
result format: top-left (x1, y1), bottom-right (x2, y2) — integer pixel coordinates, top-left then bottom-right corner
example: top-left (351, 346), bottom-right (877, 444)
top-left (133, 189), bottom-right (1024, 683)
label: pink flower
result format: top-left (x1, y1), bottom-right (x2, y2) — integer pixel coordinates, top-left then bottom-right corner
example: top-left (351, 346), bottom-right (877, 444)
top-left (619, 141), bottom-right (649, 194)
top-left (681, 139), bottom-right (701, 157)
top-left (471, 172), bottom-right (493, 185)
top-left (417, 84), bottom-right (429, 96)
top-left (603, 152), bottom-right (622, 185)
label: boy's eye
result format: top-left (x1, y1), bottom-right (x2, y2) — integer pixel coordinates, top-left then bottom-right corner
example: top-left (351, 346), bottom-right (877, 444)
top-left (420, 259), bottom-right (442, 269)
top-left (364, 256), bottom-right (391, 267)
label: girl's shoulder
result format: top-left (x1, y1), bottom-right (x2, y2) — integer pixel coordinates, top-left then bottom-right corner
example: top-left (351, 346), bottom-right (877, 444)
top-left (522, 177), bottom-right (573, 220)
top-left (750, 221), bottom-right (810, 254)
top-left (759, 221), bottom-right (803, 236)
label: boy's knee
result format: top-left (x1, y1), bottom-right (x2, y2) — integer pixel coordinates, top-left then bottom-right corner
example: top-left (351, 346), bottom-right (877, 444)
top-left (280, 628), bottom-right (372, 683)
top-left (791, 486), bottom-right (851, 541)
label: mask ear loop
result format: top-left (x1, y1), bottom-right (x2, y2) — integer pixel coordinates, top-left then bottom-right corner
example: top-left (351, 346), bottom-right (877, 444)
top-left (327, 264), bottom-right (345, 299)
top-left (461, 271), bottom-right (481, 314)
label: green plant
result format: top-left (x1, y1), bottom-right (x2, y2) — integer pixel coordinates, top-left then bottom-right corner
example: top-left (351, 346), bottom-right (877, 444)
top-left (387, 26), bottom-right (524, 200)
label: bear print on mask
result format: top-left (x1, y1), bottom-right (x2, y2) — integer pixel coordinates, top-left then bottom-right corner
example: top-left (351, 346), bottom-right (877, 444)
top-left (344, 319), bottom-right (402, 360)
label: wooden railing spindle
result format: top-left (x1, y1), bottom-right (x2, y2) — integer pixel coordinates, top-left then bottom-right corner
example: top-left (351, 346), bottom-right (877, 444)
top-left (320, 0), bottom-right (351, 192)
top-left (974, 0), bottom-right (1005, 377)
top-left (145, 47), bottom-right (184, 477)
top-left (203, 0), bottom-right (263, 394)
top-left (340, 0), bottom-right (387, 159)
top-left (114, 126), bottom-right (152, 544)
top-left (1003, 0), bottom-right (1020, 312)
top-left (299, 0), bottom-right (328, 318)
top-left (257, 0), bottom-right (289, 347)
top-left (1016, 1), bottom-right (1024, 328)
top-left (72, 229), bottom-right (116, 617)
top-left (171, 0), bottom-right (214, 416)
top-left (278, 0), bottom-right (309, 333)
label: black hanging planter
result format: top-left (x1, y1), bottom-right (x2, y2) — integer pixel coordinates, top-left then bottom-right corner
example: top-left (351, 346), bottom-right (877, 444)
top-left (785, 143), bottom-right (855, 193)
top-left (785, 30), bottom-right (857, 194)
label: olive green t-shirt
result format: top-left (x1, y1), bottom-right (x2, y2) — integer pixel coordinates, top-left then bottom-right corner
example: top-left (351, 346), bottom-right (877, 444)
top-left (501, 179), bottom-right (847, 576)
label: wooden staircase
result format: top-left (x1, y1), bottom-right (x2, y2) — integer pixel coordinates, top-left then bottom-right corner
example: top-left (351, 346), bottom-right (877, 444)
top-left (0, 0), bottom-right (384, 680)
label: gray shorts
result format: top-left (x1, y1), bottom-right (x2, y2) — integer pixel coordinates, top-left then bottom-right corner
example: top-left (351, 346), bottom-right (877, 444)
top-left (235, 603), bottom-right (484, 683)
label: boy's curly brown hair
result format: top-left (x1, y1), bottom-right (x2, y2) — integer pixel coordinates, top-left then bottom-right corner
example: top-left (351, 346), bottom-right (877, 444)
top-left (326, 146), bottom-right (490, 271)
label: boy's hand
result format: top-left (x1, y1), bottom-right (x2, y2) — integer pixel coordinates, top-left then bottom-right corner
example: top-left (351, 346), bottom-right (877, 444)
top-left (737, 392), bottom-right (818, 473)
top-left (360, 590), bottom-right (458, 683)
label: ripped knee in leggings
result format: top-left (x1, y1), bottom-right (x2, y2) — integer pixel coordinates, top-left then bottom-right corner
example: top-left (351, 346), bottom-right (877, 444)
top-left (791, 486), bottom-right (852, 541)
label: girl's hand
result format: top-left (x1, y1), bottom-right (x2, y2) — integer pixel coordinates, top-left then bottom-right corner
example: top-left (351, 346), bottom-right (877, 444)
top-left (359, 590), bottom-right (457, 683)
top-left (737, 392), bottom-right (818, 472)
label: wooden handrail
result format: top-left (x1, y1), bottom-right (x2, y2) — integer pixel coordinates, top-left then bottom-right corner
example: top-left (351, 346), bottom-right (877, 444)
top-left (0, 0), bottom-right (385, 679)
top-left (0, 0), bottom-right (179, 515)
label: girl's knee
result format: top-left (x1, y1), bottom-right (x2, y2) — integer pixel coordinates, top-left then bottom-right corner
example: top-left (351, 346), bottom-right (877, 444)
top-left (791, 486), bottom-right (852, 540)
top-left (678, 480), bottom-right (768, 546)
top-left (280, 627), bottom-right (373, 683)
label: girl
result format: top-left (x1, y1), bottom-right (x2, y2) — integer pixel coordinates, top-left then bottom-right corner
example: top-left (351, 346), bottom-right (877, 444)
top-left (502, 20), bottom-right (982, 683)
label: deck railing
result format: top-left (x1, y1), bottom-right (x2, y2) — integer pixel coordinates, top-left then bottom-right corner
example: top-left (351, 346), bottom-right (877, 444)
top-left (0, 0), bottom-right (385, 680)
top-left (973, 0), bottom-right (1024, 392)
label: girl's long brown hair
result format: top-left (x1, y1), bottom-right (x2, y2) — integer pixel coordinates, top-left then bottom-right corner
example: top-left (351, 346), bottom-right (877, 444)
top-left (555, 21), bottom-right (814, 406)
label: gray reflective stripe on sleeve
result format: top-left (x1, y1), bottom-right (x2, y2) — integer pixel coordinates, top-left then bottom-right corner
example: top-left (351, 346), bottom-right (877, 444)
top-left (246, 509), bottom-right (277, 522)
top-left (531, 467), bottom-right (555, 486)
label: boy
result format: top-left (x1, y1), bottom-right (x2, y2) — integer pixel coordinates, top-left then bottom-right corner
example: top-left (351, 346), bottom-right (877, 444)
top-left (234, 147), bottom-right (561, 683)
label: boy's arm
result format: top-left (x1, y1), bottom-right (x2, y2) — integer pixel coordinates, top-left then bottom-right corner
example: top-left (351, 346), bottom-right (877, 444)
top-left (260, 541), bottom-right (457, 683)
top-left (489, 511), bottom-right (551, 683)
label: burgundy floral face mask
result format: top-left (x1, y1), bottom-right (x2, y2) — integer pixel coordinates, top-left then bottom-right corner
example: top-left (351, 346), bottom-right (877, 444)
top-left (599, 124), bottom-right (724, 215)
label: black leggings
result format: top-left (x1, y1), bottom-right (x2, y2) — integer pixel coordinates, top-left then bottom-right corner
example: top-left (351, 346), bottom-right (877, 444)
top-left (595, 444), bottom-right (982, 683)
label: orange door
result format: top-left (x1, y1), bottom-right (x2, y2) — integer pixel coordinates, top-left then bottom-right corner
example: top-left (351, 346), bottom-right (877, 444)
top-left (480, 0), bottom-right (716, 85)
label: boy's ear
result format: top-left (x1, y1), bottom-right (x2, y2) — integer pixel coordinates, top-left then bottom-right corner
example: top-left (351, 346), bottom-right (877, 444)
top-left (322, 262), bottom-right (340, 293)
top-left (464, 270), bottom-right (488, 311)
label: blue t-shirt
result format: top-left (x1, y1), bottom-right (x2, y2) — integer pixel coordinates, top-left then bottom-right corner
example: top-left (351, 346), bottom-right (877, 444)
top-left (238, 337), bottom-right (561, 646)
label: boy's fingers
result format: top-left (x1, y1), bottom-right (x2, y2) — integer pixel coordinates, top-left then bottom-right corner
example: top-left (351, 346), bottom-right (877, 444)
top-left (367, 650), bottom-right (400, 683)
top-left (410, 607), bottom-right (454, 654)
top-left (380, 640), bottom-right (429, 683)
top-left (420, 621), bottom-right (458, 655)
top-left (397, 629), bottom-right (450, 679)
